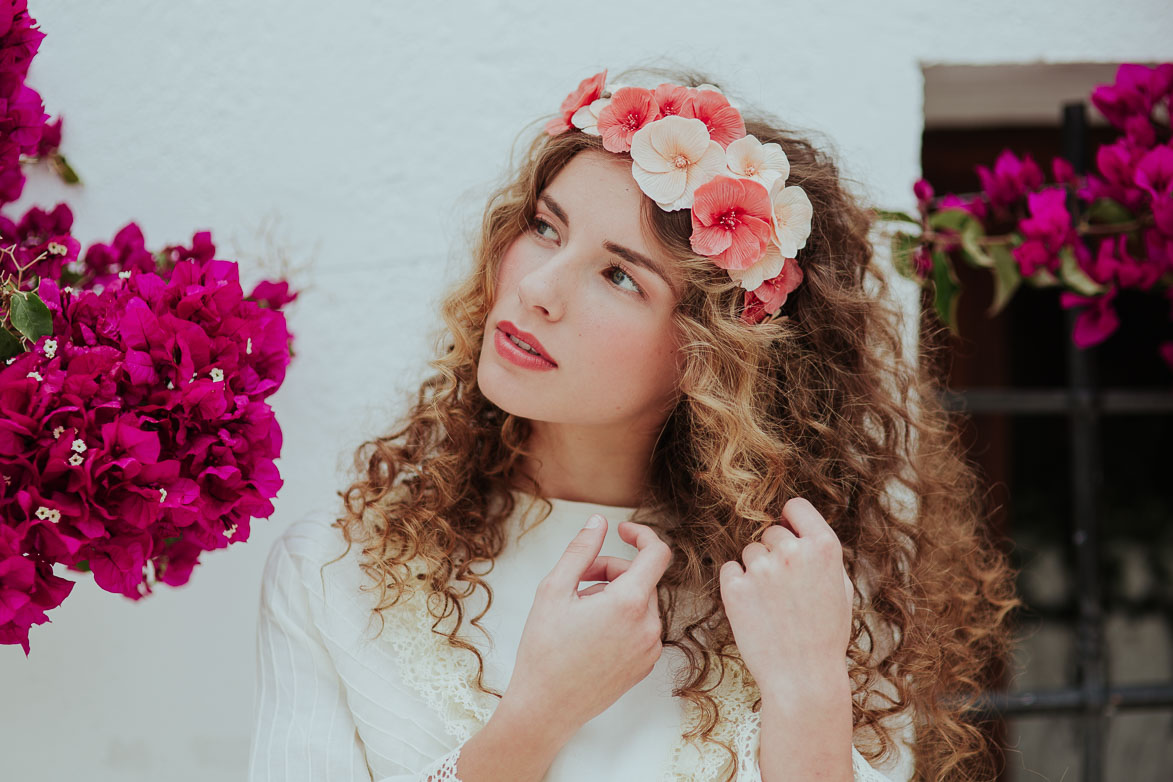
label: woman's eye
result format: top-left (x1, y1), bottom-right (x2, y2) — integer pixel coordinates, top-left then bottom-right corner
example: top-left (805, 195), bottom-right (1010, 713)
top-left (533, 217), bottom-right (558, 241)
top-left (606, 263), bottom-right (643, 295)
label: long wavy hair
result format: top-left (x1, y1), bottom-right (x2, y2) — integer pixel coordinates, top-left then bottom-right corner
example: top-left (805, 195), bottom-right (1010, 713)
top-left (333, 65), bottom-right (1018, 781)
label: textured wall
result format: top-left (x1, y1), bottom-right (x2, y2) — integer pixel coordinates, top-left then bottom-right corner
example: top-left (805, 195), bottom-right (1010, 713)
top-left (1, 0), bottom-right (1169, 779)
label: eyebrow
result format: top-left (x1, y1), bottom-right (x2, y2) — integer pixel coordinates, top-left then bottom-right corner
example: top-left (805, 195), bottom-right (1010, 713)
top-left (539, 193), bottom-right (677, 294)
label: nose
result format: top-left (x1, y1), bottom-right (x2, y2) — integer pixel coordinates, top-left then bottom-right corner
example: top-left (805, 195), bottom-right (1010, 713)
top-left (516, 250), bottom-right (568, 321)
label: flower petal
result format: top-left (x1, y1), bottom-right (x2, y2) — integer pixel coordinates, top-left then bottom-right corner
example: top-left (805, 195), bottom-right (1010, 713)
top-left (632, 162), bottom-right (688, 206)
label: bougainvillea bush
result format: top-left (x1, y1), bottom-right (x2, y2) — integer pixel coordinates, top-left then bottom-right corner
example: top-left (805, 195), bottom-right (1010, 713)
top-left (0, 1), bottom-right (299, 655)
top-left (885, 62), bottom-right (1173, 370)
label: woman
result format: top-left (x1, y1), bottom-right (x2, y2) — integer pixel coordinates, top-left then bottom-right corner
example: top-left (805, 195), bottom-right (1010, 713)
top-left (249, 66), bottom-right (1018, 782)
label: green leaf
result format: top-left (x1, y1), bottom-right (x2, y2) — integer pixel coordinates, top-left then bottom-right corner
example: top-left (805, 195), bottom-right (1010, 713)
top-left (987, 243), bottom-right (1022, 317)
top-left (9, 291), bottom-right (53, 342)
top-left (0, 327), bottom-right (21, 360)
top-left (875, 209), bottom-right (920, 225)
top-left (1058, 246), bottom-right (1105, 296)
top-left (53, 153), bottom-right (81, 185)
top-left (1086, 198), bottom-right (1133, 225)
top-left (959, 218), bottom-right (994, 268)
top-left (931, 250), bottom-right (961, 334)
top-left (890, 232), bottom-right (922, 280)
top-left (928, 208), bottom-right (975, 232)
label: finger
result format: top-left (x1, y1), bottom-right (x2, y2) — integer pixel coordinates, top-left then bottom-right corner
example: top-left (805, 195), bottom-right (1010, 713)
top-left (614, 521), bottom-right (673, 594)
top-left (545, 514), bottom-right (608, 593)
top-left (577, 583), bottom-right (608, 598)
top-left (760, 524), bottom-right (797, 550)
top-left (718, 559), bottom-right (743, 598)
top-left (741, 541), bottom-right (771, 567)
top-left (781, 497), bottom-right (833, 539)
top-left (579, 555), bottom-right (633, 584)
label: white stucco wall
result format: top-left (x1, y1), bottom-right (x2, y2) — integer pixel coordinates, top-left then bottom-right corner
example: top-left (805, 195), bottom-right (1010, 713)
top-left (1, 1), bottom-right (1169, 779)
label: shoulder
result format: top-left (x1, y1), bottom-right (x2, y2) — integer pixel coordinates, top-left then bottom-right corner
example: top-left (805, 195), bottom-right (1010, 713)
top-left (261, 519), bottom-right (366, 608)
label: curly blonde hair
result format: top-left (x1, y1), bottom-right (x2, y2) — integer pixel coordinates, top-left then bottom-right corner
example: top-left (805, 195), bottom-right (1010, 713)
top-left (333, 65), bottom-right (1019, 781)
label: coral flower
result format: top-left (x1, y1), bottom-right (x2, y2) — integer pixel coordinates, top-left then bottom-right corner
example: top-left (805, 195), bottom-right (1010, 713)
top-left (741, 258), bottom-right (804, 324)
top-left (689, 175), bottom-right (774, 270)
top-left (545, 69), bottom-right (607, 136)
top-left (725, 134), bottom-right (790, 190)
top-left (653, 83), bottom-right (693, 117)
top-left (682, 88), bottom-right (746, 148)
top-left (597, 86), bottom-right (661, 153)
top-left (630, 115), bottom-right (727, 211)
top-left (769, 180), bottom-right (814, 258)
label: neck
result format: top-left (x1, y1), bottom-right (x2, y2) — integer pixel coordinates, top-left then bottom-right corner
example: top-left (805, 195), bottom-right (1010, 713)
top-left (519, 419), bottom-right (662, 508)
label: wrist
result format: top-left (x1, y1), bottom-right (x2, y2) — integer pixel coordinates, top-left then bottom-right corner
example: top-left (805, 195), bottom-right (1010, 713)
top-left (495, 687), bottom-right (580, 748)
top-left (757, 661), bottom-right (852, 709)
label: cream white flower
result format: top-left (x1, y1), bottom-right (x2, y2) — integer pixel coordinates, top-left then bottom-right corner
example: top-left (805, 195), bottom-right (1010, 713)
top-left (47, 242), bottom-right (67, 256)
top-left (26, 371), bottom-right (42, 381)
top-left (62, 286), bottom-right (74, 294)
top-left (570, 97), bottom-right (609, 136)
top-left (726, 244), bottom-right (787, 291)
top-left (118, 270), bottom-right (132, 279)
top-left (43, 338), bottom-right (57, 359)
top-left (769, 180), bottom-right (814, 258)
top-left (246, 337), bottom-right (253, 355)
top-left (210, 367), bottom-right (225, 383)
top-left (35, 505), bottom-right (61, 523)
top-left (630, 116), bottom-right (727, 211)
top-left (159, 487), bottom-right (168, 503)
top-left (725, 135), bottom-right (790, 190)
top-left (71, 438), bottom-right (87, 454)
top-left (52, 425), bottom-right (64, 440)
top-left (68, 453), bottom-right (84, 466)
top-left (225, 523), bottom-right (238, 539)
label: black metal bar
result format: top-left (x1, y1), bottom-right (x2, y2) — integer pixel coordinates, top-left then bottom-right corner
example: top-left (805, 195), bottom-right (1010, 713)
top-left (971, 684), bottom-right (1173, 718)
top-left (1063, 100), bottom-right (1108, 782)
top-left (940, 388), bottom-right (1173, 415)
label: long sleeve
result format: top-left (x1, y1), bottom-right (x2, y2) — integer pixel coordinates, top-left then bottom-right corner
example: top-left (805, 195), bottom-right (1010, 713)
top-left (249, 532), bottom-right (372, 780)
top-left (248, 531), bottom-right (467, 782)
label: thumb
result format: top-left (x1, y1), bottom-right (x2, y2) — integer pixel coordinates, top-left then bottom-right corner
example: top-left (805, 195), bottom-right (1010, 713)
top-left (546, 514), bottom-right (607, 594)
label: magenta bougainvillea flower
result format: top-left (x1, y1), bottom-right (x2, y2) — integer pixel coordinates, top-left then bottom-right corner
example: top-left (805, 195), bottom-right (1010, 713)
top-left (0, 232), bottom-right (297, 654)
top-left (1012, 188), bottom-right (1076, 276)
top-left (976, 150), bottom-right (1045, 214)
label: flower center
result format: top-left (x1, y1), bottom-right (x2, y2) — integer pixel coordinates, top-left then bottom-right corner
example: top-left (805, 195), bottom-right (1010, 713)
top-left (719, 209), bottom-right (742, 230)
top-left (623, 112), bottom-right (642, 130)
top-left (744, 163), bottom-right (758, 176)
top-left (672, 154), bottom-right (690, 169)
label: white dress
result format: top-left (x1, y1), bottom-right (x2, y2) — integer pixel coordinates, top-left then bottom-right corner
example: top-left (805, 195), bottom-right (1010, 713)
top-left (248, 492), bottom-right (912, 781)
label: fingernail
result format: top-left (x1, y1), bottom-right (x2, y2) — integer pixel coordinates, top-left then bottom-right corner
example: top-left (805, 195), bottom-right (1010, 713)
top-left (585, 514), bottom-right (603, 529)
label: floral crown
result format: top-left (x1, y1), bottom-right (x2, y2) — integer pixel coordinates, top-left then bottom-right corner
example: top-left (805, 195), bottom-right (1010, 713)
top-left (546, 70), bottom-right (812, 325)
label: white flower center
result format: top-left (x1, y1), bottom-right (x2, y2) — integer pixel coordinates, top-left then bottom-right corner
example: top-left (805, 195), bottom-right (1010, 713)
top-left (672, 154), bottom-right (690, 169)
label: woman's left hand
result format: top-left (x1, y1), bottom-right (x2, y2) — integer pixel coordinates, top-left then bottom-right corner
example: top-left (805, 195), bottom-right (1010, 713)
top-left (718, 497), bottom-right (854, 698)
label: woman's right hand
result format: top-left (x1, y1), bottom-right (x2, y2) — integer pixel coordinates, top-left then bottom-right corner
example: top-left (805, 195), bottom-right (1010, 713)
top-left (502, 514), bottom-right (673, 736)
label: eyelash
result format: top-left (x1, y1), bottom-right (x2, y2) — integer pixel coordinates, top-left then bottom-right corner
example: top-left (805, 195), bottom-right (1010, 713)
top-left (530, 216), bottom-right (645, 296)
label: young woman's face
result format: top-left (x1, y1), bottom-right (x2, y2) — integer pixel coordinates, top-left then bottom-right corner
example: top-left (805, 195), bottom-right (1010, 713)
top-left (478, 149), bottom-right (685, 434)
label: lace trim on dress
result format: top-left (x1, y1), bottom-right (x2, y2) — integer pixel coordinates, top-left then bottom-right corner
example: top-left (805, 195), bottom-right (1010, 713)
top-left (379, 561), bottom-right (498, 744)
top-left (417, 745), bottom-right (463, 781)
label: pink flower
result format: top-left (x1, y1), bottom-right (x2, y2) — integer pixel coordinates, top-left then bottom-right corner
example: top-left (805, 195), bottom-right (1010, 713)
top-left (689, 175), bottom-right (774, 271)
top-left (1060, 288), bottom-right (1119, 348)
top-left (1091, 63), bottom-right (1173, 128)
top-left (1051, 157), bottom-right (1078, 187)
top-left (1135, 144), bottom-right (1173, 201)
top-left (741, 260), bottom-right (804, 324)
top-left (725, 134), bottom-right (789, 190)
top-left (545, 69), bottom-right (607, 136)
top-left (977, 150), bottom-right (1044, 213)
top-left (1012, 188), bottom-right (1074, 276)
top-left (681, 88), bottom-right (745, 148)
top-left (596, 87), bottom-right (661, 153)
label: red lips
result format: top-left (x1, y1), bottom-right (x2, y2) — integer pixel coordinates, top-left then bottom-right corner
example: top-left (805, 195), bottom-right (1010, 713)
top-left (496, 320), bottom-right (557, 365)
